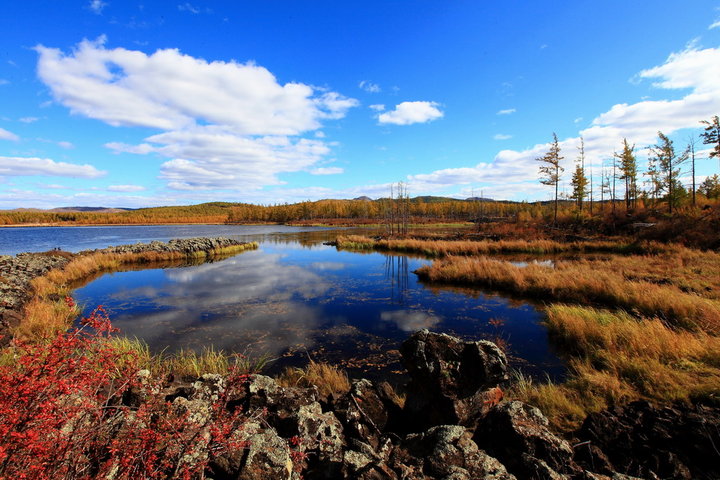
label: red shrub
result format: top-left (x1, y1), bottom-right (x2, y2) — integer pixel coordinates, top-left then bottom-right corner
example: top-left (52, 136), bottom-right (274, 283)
top-left (0, 305), bottom-right (247, 479)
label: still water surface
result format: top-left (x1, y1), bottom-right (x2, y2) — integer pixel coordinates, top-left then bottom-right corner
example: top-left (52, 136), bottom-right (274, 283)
top-left (1, 225), bottom-right (564, 382)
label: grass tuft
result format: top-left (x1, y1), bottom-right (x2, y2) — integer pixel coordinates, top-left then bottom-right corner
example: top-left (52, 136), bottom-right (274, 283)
top-left (277, 360), bottom-right (351, 398)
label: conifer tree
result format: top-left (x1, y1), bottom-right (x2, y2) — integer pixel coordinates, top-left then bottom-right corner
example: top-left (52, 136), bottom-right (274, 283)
top-left (648, 132), bottom-right (688, 214)
top-left (615, 139), bottom-right (638, 210)
top-left (537, 133), bottom-right (564, 224)
top-left (700, 115), bottom-right (720, 167)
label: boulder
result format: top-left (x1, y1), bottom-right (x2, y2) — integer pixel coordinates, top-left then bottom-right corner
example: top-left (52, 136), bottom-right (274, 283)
top-left (209, 421), bottom-right (294, 480)
top-left (576, 400), bottom-right (720, 480)
top-left (400, 330), bottom-right (508, 429)
top-left (390, 425), bottom-right (515, 480)
top-left (473, 401), bottom-right (576, 479)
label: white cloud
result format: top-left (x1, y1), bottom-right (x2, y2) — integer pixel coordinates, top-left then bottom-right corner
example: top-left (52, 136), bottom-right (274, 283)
top-left (311, 167), bottom-right (343, 175)
top-left (37, 38), bottom-right (357, 134)
top-left (88, 0), bottom-right (106, 14)
top-left (37, 38), bottom-right (359, 191)
top-left (0, 128), bottom-right (19, 141)
top-left (0, 156), bottom-right (106, 178)
top-left (377, 101), bottom-right (443, 126)
top-left (57, 141), bottom-right (74, 149)
top-left (369, 104), bottom-right (385, 112)
top-left (497, 108), bottom-right (516, 115)
top-left (19, 117), bottom-right (39, 123)
top-left (710, 19), bottom-right (720, 30)
top-left (493, 134), bottom-right (512, 140)
top-left (359, 80), bottom-right (381, 93)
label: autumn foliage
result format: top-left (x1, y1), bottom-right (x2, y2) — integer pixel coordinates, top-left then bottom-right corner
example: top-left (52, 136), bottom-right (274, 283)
top-left (0, 301), bottom-right (248, 479)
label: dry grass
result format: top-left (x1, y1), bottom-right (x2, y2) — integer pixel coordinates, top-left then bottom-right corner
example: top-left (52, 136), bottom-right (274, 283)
top-left (336, 235), bottom-right (669, 257)
top-left (415, 255), bottom-right (720, 333)
top-left (105, 336), bottom-right (270, 378)
top-left (511, 305), bottom-right (720, 430)
top-left (277, 360), bottom-right (351, 398)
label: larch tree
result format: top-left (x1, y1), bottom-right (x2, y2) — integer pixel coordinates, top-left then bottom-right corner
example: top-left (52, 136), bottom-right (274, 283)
top-left (537, 133), bottom-right (564, 224)
top-left (570, 139), bottom-right (589, 212)
top-left (700, 115), bottom-right (720, 167)
top-left (648, 131), bottom-right (688, 214)
top-left (614, 139), bottom-right (638, 211)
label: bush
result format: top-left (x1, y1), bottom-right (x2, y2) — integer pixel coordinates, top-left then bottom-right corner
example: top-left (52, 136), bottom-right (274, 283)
top-left (0, 302), bottom-right (249, 479)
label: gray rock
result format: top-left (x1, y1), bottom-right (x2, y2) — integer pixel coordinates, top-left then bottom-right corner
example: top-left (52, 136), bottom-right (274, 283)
top-left (211, 421), bottom-right (294, 480)
top-left (473, 401), bottom-right (577, 479)
top-left (400, 330), bottom-right (508, 429)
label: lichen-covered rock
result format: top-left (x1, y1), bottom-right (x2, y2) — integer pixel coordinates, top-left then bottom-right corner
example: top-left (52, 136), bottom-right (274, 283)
top-left (210, 421), bottom-right (294, 480)
top-left (392, 425), bottom-right (515, 480)
top-left (576, 400), bottom-right (720, 480)
top-left (473, 401), bottom-right (576, 479)
top-left (400, 330), bottom-right (508, 429)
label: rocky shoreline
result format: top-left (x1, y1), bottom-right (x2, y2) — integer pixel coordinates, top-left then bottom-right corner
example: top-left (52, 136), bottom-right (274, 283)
top-left (0, 236), bottom-right (252, 347)
top-left (1, 238), bottom-right (719, 479)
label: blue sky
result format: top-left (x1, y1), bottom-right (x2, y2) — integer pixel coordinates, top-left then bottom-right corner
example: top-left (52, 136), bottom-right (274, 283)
top-left (1, 1), bottom-right (719, 208)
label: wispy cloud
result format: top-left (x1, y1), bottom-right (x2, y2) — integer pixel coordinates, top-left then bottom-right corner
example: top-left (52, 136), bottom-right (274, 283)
top-left (88, 0), bottom-right (107, 14)
top-left (493, 134), bottom-right (512, 140)
top-left (358, 80), bottom-right (381, 93)
top-left (311, 167), bottom-right (344, 175)
top-left (19, 116), bottom-right (39, 123)
top-left (0, 128), bottom-right (19, 141)
top-left (369, 104), bottom-right (385, 112)
top-left (108, 184), bottom-right (146, 192)
top-left (710, 19), bottom-right (720, 29)
top-left (496, 108), bottom-right (516, 115)
top-left (0, 156), bottom-right (105, 178)
top-left (378, 101), bottom-right (443, 126)
top-left (178, 3), bottom-right (211, 14)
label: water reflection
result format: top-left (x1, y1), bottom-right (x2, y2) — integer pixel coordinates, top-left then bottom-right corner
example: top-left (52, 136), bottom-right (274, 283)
top-left (74, 241), bottom-right (565, 382)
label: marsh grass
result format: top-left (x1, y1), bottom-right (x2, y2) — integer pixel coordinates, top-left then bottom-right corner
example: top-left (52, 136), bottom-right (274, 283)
top-left (277, 360), bottom-right (351, 398)
top-left (336, 235), bottom-right (668, 257)
top-left (105, 336), bottom-right (271, 378)
top-left (415, 256), bottom-right (720, 333)
top-left (512, 305), bottom-right (720, 430)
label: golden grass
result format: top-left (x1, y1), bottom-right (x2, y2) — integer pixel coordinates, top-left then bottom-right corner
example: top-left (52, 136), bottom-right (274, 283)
top-left (105, 336), bottom-right (270, 378)
top-left (336, 235), bottom-right (670, 257)
top-left (415, 255), bottom-right (720, 333)
top-left (512, 305), bottom-right (720, 430)
top-left (277, 360), bottom-right (351, 398)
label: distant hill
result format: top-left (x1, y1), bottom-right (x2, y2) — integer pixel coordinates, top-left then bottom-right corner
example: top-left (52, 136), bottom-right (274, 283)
top-left (49, 207), bottom-right (136, 213)
top-left (465, 197), bottom-right (496, 202)
top-left (353, 196), bottom-right (373, 201)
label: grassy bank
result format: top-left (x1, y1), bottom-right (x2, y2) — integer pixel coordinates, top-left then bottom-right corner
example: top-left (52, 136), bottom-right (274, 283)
top-left (513, 305), bottom-right (720, 430)
top-left (17, 242), bottom-right (258, 342)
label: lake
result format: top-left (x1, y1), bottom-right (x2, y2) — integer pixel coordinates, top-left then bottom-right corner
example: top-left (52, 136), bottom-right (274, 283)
top-left (1, 225), bottom-right (564, 382)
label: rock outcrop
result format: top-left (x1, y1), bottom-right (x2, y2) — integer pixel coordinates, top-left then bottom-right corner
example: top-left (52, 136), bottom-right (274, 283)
top-left (575, 400), bottom-right (720, 480)
top-left (400, 329), bottom-right (508, 429)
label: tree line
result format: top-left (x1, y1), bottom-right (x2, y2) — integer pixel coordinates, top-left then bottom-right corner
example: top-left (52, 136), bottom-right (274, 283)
top-left (538, 116), bottom-right (720, 223)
